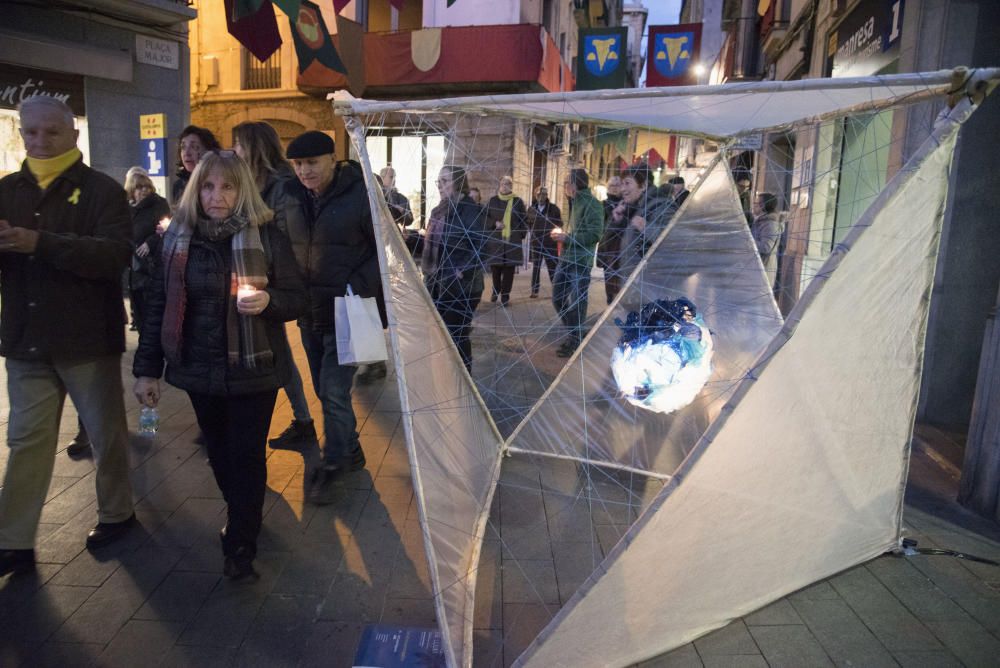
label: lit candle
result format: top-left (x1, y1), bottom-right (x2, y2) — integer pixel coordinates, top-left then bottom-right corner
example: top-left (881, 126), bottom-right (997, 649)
top-left (237, 284), bottom-right (257, 301)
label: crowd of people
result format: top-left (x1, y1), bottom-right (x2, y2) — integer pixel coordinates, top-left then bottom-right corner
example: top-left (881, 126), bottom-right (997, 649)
top-left (0, 96), bottom-right (782, 583)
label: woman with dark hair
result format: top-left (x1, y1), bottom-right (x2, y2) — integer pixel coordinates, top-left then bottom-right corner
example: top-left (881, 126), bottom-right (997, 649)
top-left (133, 151), bottom-right (306, 581)
top-left (171, 125), bottom-right (221, 205)
top-left (614, 163), bottom-right (678, 281)
top-left (484, 175), bottom-right (527, 307)
top-left (421, 165), bottom-right (486, 371)
top-left (232, 121), bottom-right (316, 450)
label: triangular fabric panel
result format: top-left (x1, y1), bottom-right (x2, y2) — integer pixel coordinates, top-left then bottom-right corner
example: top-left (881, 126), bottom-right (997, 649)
top-left (515, 129), bottom-right (956, 668)
top-left (350, 127), bottom-right (504, 668)
top-left (509, 159), bottom-right (783, 476)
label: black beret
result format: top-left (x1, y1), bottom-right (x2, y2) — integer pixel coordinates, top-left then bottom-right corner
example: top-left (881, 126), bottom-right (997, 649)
top-left (286, 131), bottom-right (335, 159)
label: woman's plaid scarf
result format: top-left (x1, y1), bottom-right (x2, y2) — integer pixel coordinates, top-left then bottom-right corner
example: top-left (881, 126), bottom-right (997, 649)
top-left (160, 215), bottom-right (273, 369)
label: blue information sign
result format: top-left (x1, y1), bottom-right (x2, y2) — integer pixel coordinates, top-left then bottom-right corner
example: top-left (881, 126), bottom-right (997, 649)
top-left (142, 138), bottom-right (166, 177)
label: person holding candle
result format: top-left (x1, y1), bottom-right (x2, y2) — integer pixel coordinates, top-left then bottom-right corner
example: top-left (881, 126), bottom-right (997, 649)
top-left (132, 150), bottom-right (307, 581)
top-left (551, 168), bottom-right (605, 358)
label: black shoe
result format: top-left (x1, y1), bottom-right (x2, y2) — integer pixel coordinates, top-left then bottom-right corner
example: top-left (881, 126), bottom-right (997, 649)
top-left (222, 550), bottom-right (260, 582)
top-left (490, 293), bottom-right (498, 303)
top-left (556, 341), bottom-right (578, 358)
top-left (308, 449), bottom-right (366, 505)
top-left (500, 298), bottom-right (510, 307)
top-left (269, 420), bottom-right (317, 450)
top-left (0, 549), bottom-right (35, 577)
top-left (529, 293), bottom-right (539, 299)
top-left (66, 431), bottom-right (92, 457)
top-left (86, 514), bottom-right (136, 549)
top-left (355, 361), bottom-right (388, 384)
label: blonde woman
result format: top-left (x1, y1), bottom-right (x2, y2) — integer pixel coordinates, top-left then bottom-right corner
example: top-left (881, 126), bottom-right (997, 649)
top-left (133, 151), bottom-right (306, 581)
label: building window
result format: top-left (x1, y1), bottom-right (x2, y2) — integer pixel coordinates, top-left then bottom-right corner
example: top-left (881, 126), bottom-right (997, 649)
top-left (242, 48), bottom-right (281, 90)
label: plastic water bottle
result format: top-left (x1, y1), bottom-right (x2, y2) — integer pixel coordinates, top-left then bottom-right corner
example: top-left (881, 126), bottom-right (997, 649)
top-left (138, 406), bottom-right (159, 435)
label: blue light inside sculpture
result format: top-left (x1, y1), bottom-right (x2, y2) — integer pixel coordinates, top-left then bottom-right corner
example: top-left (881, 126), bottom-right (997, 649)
top-left (611, 298), bottom-right (714, 414)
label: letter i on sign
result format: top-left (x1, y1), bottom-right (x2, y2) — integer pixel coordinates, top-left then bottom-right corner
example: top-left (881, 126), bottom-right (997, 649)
top-left (147, 140), bottom-right (162, 175)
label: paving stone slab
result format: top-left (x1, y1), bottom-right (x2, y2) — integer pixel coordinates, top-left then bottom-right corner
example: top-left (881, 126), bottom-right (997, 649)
top-left (693, 620), bottom-right (760, 656)
top-left (134, 571), bottom-right (220, 622)
top-left (98, 619), bottom-right (184, 667)
top-left (748, 624), bottom-right (834, 667)
top-left (923, 619), bottom-right (1000, 668)
top-left (635, 642), bottom-right (704, 667)
top-left (829, 565), bottom-right (942, 651)
top-left (789, 597), bottom-right (899, 667)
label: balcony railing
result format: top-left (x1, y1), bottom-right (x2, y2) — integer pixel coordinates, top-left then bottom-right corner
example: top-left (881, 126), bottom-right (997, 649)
top-left (243, 48), bottom-right (281, 90)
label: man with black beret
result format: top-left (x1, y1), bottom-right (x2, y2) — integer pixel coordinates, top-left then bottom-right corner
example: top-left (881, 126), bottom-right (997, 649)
top-left (282, 130), bottom-right (382, 503)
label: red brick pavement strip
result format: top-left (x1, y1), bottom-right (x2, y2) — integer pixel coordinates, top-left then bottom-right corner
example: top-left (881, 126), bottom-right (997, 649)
top-left (0, 272), bottom-right (997, 667)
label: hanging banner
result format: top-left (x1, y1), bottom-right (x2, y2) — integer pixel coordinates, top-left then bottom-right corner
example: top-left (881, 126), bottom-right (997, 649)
top-left (576, 27), bottom-right (628, 91)
top-left (646, 23), bottom-right (702, 87)
top-left (225, 0), bottom-right (281, 62)
top-left (290, 0), bottom-right (347, 75)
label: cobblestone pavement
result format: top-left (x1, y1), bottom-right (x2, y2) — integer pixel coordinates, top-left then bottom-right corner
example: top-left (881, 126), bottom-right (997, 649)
top-left (1, 269), bottom-right (998, 667)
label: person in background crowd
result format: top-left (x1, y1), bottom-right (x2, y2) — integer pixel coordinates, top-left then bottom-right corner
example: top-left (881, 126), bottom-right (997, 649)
top-left (379, 165), bottom-right (414, 233)
top-left (664, 175), bottom-right (689, 208)
top-left (615, 163), bottom-right (678, 282)
top-left (551, 169), bottom-right (604, 358)
top-left (484, 175), bottom-right (527, 307)
top-left (127, 169), bottom-right (170, 334)
top-left (422, 166), bottom-right (487, 371)
top-left (736, 174), bottom-right (754, 226)
top-left (597, 175), bottom-right (625, 304)
top-left (171, 125), bottom-right (220, 206)
top-left (751, 192), bottom-right (784, 292)
top-left (527, 185), bottom-right (561, 299)
top-left (232, 121), bottom-right (318, 451)
top-left (0, 97), bottom-right (136, 577)
top-left (282, 131), bottom-right (383, 503)
top-left (468, 187), bottom-right (482, 205)
top-left (133, 151), bottom-right (307, 581)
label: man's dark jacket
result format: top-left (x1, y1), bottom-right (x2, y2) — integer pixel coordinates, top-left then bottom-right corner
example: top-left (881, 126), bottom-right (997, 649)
top-left (0, 159), bottom-right (132, 360)
top-left (281, 160), bottom-right (382, 332)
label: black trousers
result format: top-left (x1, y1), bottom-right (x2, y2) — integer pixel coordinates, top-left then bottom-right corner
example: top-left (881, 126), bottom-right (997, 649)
top-left (530, 249), bottom-right (558, 295)
top-left (188, 389), bottom-right (277, 559)
top-left (434, 274), bottom-right (478, 372)
top-left (491, 265), bottom-right (515, 302)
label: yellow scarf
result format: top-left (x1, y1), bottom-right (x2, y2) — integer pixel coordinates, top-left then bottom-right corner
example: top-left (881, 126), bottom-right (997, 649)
top-left (497, 192), bottom-right (514, 240)
top-left (26, 147), bottom-right (82, 190)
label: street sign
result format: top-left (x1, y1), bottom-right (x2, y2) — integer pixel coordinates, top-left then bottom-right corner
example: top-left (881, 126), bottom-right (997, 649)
top-left (139, 113), bottom-right (166, 139)
top-left (143, 138), bottom-right (166, 177)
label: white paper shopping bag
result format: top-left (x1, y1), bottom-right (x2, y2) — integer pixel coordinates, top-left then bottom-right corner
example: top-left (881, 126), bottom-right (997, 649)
top-left (335, 285), bottom-right (388, 366)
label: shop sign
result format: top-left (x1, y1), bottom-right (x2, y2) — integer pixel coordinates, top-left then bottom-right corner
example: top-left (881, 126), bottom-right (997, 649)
top-left (0, 64), bottom-right (86, 116)
top-left (142, 138), bottom-right (166, 177)
top-left (731, 133), bottom-right (763, 151)
top-left (830, 0), bottom-right (904, 78)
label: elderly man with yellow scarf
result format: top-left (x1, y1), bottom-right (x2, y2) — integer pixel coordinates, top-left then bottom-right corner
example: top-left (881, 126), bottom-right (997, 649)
top-left (484, 175), bottom-right (528, 307)
top-left (0, 97), bottom-right (136, 577)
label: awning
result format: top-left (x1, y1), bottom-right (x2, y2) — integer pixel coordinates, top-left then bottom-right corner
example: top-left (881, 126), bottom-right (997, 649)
top-left (334, 69), bottom-right (1000, 140)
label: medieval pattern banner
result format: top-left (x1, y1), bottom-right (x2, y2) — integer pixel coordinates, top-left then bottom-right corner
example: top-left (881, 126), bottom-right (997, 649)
top-left (646, 23), bottom-right (702, 87)
top-left (576, 27), bottom-right (628, 91)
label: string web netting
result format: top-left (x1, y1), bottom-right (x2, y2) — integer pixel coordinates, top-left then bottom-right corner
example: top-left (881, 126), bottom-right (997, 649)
top-left (336, 70), bottom-right (997, 668)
